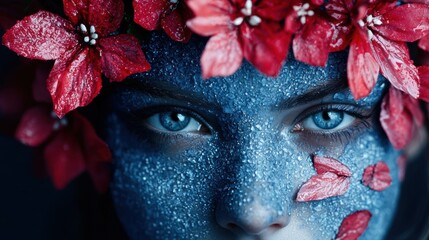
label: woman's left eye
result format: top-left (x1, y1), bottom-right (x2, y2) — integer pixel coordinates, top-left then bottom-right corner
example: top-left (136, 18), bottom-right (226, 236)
top-left (300, 110), bottom-right (355, 131)
top-left (145, 112), bottom-right (208, 134)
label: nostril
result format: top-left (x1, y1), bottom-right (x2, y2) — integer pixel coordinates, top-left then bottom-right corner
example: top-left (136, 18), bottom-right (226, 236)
top-left (270, 223), bottom-right (283, 229)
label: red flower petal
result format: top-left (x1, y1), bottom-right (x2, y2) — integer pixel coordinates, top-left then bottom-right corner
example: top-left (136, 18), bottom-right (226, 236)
top-left (325, 0), bottom-right (353, 52)
top-left (200, 31), bottom-right (243, 79)
top-left (98, 34), bottom-right (151, 82)
top-left (253, 0), bottom-right (289, 21)
top-left (186, 16), bottom-right (232, 36)
top-left (44, 128), bottom-right (86, 189)
top-left (293, 16), bottom-right (332, 66)
top-left (187, 0), bottom-right (234, 18)
top-left (133, 0), bottom-right (169, 30)
top-left (2, 11), bottom-right (78, 60)
top-left (296, 172), bottom-right (350, 202)
top-left (380, 87), bottom-right (413, 149)
top-left (335, 210), bottom-right (372, 240)
top-left (418, 34), bottom-right (429, 51)
top-left (418, 65), bottom-right (429, 102)
top-left (161, 6), bottom-right (193, 42)
top-left (64, 0), bottom-right (124, 36)
top-left (362, 161), bottom-right (392, 191)
top-left (240, 22), bottom-right (291, 76)
top-left (47, 47), bottom-right (102, 118)
top-left (15, 106), bottom-right (55, 147)
top-left (374, 3), bottom-right (429, 42)
top-left (73, 112), bottom-right (112, 192)
top-left (371, 34), bottom-right (420, 98)
top-left (347, 30), bottom-right (380, 99)
top-left (313, 156), bottom-right (352, 177)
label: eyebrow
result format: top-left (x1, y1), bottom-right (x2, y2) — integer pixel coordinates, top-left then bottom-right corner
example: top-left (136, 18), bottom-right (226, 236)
top-left (121, 76), bottom-right (348, 110)
top-left (274, 78), bottom-right (348, 110)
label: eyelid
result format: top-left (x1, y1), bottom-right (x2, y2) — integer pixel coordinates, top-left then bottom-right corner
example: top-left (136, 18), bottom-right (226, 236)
top-left (133, 105), bottom-right (213, 135)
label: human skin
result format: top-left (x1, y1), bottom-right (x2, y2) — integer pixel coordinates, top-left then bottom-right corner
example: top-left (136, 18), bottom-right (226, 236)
top-left (105, 33), bottom-right (401, 240)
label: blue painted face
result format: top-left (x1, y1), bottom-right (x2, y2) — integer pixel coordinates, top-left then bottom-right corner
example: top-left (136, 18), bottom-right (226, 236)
top-left (104, 33), bottom-right (400, 239)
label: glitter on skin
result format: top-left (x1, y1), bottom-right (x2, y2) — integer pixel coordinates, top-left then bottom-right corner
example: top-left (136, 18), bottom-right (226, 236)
top-left (104, 33), bottom-right (401, 240)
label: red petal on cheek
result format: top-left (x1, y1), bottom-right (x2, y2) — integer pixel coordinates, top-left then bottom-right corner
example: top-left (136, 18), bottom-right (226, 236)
top-left (362, 161), bottom-right (392, 191)
top-left (313, 155), bottom-right (352, 177)
top-left (296, 172), bottom-right (350, 202)
top-left (335, 210), bottom-right (372, 240)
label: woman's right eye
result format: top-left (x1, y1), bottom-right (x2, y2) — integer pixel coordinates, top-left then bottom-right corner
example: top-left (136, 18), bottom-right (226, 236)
top-left (145, 111), bottom-right (210, 134)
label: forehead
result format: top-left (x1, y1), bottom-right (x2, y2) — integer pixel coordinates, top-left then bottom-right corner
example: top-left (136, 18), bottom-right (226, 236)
top-left (133, 33), bottom-right (380, 109)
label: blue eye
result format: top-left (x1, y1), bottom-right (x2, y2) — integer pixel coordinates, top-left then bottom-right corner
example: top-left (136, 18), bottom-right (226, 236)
top-left (145, 112), bottom-right (207, 133)
top-left (302, 110), bottom-right (355, 131)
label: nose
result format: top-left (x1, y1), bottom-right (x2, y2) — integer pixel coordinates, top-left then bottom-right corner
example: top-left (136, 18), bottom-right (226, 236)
top-left (216, 195), bottom-right (290, 235)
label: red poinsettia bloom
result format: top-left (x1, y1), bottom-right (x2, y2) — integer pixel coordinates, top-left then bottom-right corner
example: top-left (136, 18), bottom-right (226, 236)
top-left (186, 0), bottom-right (291, 78)
top-left (284, 0), bottom-right (332, 66)
top-left (380, 86), bottom-right (424, 149)
top-left (133, 0), bottom-right (193, 42)
top-left (326, 0), bottom-right (429, 99)
top-left (2, 0), bottom-right (151, 118)
top-left (15, 105), bottom-right (112, 192)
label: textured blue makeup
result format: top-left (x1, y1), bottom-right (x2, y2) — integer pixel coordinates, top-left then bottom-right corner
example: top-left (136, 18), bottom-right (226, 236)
top-left (104, 32), bottom-right (400, 240)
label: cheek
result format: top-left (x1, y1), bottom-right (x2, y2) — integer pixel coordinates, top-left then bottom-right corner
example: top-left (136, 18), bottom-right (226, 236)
top-left (291, 130), bottom-right (400, 239)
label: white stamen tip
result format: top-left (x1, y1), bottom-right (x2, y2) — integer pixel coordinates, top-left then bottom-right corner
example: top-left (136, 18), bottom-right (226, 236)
top-left (90, 39), bottom-right (96, 45)
top-left (233, 17), bottom-right (244, 26)
top-left (293, 5), bottom-right (301, 11)
top-left (91, 33), bottom-right (99, 39)
top-left (80, 23), bottom-right (87, 32)
top-left (84, 36), bottom-right (90, 42)
top-left (368, 30), bottom-right (374, 40)
top-left (303, 3), bottom-right (310, 9)
top-left (373, 18), bottom-right (382, 25)
top-left (245, 0), bottom-right (252, 10)
top-left (366, 14), bottom-right (373, 23)
top-left (358, 19), bottom-right (365, 27)
top-left (249, 15), bottom-right (261, 26)
top-left (300, 16), bottom-right (306, 25)
top-left (90, 25), bottom-right (96, 34)
top-left (308, 10), bottom-right (314, 16)
top-left (241, 8), bottom-right (251, 16)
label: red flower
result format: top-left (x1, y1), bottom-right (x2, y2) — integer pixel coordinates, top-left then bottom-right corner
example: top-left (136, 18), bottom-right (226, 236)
top-left (326, 0), bottom-right (429, 99)
top-left (380, 86), bottom-right (424, 149)
top-left (296, 156), bottom-right (351, 202)
top-left (336, 210), bottom-right (372, 240)
top-left (361, 161), bottom-right (392, 191)
top-left (133, 0), bottom-right (193, 42)
top-left (15, 105), bottom-right (111, 192)
top-left (186, 0), bottom-right (291, 78)
top-left (284, 0), bottom-right (332, 66)
top-left (2, 0), bottom-right (151, 118)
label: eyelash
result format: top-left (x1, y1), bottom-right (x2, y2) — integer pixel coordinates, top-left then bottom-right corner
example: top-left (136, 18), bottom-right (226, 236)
top-left (292, 104), bottom-right (374, 142)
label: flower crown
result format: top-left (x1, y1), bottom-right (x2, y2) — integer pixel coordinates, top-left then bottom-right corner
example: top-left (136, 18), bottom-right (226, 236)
top-left (1, 0), bottom-right (429, 193)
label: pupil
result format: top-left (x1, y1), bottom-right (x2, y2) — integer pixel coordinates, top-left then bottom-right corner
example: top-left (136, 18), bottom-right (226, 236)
top-left (160, 112), bottom-right (190, 131)
top-left (322, 111), bottom-right (331, 121)
top-left (312, 111), bottom-right (344, 129)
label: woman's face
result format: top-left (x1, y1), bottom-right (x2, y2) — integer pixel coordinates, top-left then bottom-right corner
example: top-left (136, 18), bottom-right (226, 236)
top-left (105, 34), bottom-right (401, 240)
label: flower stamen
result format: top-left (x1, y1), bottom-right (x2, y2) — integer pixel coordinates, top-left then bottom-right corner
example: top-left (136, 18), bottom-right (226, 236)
top-left (79, 24), bottom-right (98, 45)
top-left (233, 0), bottom-right (262, 27)
top-left (294, 3), bottom-right (315, 25)
top-left (357, 14), bottom-right (383, 41)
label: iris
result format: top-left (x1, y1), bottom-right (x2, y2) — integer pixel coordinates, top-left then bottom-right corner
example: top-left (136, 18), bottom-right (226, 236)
top-left (311, 110), bottom-right (344, 129)
top-left (159, 112), bottom-right (191, 131)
